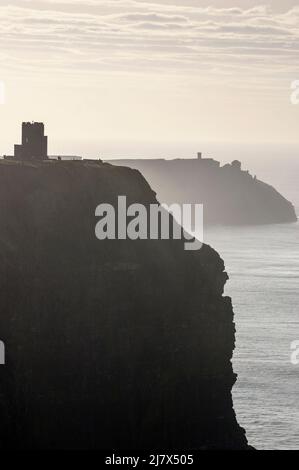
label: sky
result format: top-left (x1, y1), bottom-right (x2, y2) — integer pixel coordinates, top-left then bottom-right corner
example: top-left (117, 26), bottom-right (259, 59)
top-left (1, 0), bottom-right (299, 157)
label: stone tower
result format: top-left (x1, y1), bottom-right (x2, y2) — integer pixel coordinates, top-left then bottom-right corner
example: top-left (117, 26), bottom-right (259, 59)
top-left (14, 122), bottom-right (48, 160)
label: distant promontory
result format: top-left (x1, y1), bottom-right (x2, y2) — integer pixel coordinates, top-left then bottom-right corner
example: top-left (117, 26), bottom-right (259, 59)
top-left (109, 154), bottom-right (297, 226)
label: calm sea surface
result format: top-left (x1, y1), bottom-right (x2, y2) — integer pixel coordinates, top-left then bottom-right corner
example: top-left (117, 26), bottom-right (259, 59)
top-left (203, 153), bottom-right (299, 450)
top-left (205, 221), bottom-right (299, 450)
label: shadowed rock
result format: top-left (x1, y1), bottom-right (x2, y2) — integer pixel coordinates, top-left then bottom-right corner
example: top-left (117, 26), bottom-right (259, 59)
top-left (0, 160), bottom-right (249, 450)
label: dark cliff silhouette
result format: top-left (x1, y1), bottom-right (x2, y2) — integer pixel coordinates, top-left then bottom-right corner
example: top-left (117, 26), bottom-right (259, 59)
top-left (0, 159), bottom-right (248, 450)
top-left (109, 155), bottom-right (297, 226)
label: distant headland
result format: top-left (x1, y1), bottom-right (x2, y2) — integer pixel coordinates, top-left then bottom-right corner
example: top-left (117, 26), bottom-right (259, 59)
top-left (108, 153), bottom-right (297, 226)
top-left (1, 122), bottom-right (296, 226)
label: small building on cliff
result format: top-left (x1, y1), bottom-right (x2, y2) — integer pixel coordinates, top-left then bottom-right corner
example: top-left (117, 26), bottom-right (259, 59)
top-left (3, 122), bottom-right (82, 161)
top-left (14, 122), bottom-right (48, 160)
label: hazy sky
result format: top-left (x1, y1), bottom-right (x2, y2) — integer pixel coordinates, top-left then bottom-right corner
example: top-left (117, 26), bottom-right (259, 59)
top-left (1, 0), bottom-right (299, 156)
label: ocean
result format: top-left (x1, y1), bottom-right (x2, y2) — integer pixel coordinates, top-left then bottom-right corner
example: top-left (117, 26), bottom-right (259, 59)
top-left (205, 157), bottom-right (299, 450)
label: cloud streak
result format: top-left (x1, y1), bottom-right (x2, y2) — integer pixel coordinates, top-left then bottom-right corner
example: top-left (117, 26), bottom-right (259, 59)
top-left (1, 1), bottom-right (299, 86)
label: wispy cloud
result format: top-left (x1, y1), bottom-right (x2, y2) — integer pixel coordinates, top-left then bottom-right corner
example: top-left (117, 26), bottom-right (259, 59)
top-left (1, 1), bottom-right (299, 86)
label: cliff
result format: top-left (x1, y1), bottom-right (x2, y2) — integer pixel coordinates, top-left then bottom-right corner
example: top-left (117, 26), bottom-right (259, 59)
top-left (109, 158), bottom-right (297, 225)
top-left (0, 160), bottom-right (248, 450)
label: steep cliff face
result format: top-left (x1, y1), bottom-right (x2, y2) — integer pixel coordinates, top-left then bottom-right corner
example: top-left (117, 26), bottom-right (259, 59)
top-left (0, 160), bottom-right (248, 450)
top-left (109, 158), bottom-right (297, 225)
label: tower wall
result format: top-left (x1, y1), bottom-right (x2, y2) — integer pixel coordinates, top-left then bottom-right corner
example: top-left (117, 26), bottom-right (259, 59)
top-left (15, 122), bottom-right (48, 160)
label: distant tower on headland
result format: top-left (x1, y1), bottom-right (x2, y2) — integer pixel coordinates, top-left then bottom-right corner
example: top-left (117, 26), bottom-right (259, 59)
top-left (14, 122), bottom-right (48, 160)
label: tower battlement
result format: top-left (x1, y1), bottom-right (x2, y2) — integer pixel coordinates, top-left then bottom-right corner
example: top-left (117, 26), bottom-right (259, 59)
top-left (14, 121), bottom-right (48, 160)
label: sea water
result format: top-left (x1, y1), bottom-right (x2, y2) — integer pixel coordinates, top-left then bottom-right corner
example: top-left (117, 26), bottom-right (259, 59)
top-left (206, 222), bottom-right (299, 450)
top-left (203, 148), bottom-right (299, 450)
